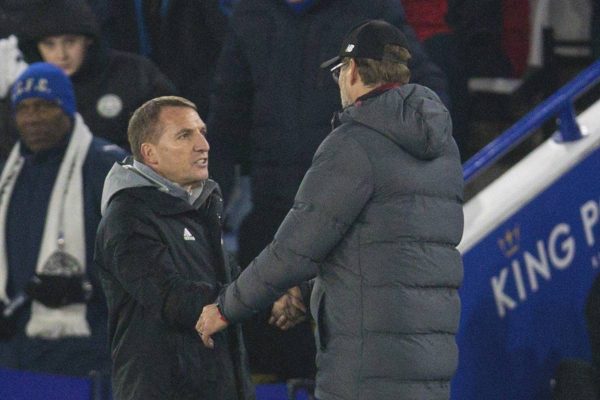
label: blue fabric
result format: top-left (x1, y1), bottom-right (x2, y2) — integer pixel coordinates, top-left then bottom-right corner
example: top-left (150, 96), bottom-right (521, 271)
top-left (219, 0), bottom-right (240, 16)
top-left (11, 63), bottom-right (76, 118)
top-left (134, 0), bottom-right (152, 56)
top-left (284, 0), bottom-right (317, 14)
top-left (160, 0), bottom-right (170, 18)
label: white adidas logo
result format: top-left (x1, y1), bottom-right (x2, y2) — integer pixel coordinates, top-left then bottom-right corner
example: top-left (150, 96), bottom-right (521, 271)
top-left (183, 228), bottom-right (196, 241)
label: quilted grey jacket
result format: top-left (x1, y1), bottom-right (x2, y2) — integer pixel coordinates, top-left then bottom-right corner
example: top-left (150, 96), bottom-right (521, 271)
top-left (219, 84), bottom-right (464, 400)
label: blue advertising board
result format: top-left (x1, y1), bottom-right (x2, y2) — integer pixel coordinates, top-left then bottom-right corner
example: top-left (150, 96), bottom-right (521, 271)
top-left (0, 367), bottom-right (92, 400)
top-left (452, 148), bottom-right (600, 399)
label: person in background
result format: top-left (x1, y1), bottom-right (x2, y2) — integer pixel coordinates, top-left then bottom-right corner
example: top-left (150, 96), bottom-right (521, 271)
top-left (0, 35), bottom-right (27, 162)
top-left (14, 0), bottom-right (176, 151)
top-left (0, 0), bottom-right (44, 161)
top-left (0, 63), bottom-right (127, 382)
top-left (199, 20), bottom-right (464, 400)
top-left (402, 0), bottom-right (515, 160)
top-left (94, 96), bottom-right (255, 399)
top-left (100, 0), bottom-right (230, 119)
top-left (207, 0), bottom-right (450, 382)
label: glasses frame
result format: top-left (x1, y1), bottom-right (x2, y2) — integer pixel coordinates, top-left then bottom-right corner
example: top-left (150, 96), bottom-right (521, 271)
top-left (330, 62), bottom-right (346, 84)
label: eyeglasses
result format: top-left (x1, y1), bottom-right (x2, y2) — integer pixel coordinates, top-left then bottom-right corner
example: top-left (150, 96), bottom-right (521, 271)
top-left (330, 62), bottom-right (346, 84)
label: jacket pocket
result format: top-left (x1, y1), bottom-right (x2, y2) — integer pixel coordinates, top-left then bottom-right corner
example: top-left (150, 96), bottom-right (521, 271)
top-left (172, 332), bottom-right (218, 393)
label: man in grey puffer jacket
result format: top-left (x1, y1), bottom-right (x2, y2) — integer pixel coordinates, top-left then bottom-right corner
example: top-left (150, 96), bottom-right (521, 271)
top-left (198, 20), bottom-right (464, 400)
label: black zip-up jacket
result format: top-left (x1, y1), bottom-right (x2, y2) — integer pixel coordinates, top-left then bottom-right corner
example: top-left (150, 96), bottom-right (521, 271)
top-left (94, 161), bottom-right (253, 400)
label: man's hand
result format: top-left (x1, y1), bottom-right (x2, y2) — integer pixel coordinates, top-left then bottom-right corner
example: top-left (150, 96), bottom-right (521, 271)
top-left (196, 304), bottom-right (229, 348)
top-left (269, 287), bottom-right (307, 330)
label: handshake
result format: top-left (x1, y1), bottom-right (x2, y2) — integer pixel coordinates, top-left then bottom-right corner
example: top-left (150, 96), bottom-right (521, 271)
top-left (196, 286), bottom-right (307, 348)
top-left (268, 286), bottom-right (307, 330)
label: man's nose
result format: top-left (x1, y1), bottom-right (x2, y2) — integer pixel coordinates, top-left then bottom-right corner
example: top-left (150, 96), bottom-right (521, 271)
top-left (58, 43), bottom-right (68, 59)
top-left (194, 132), bottom-right (210, 152)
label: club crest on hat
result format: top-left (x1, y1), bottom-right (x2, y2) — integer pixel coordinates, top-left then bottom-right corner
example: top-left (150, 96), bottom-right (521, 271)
top-left (11, 78), bottom-right (52, 103)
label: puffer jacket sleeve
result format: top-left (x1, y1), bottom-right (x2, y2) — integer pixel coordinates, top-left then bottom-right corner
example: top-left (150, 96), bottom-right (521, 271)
top-left (219, 129), bottom-right (374, 322)
top-left (103, 218), bottom-right (219, 330)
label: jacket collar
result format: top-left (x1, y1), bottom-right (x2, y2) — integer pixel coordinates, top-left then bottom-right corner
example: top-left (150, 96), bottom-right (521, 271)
top-left (332, 83), bottom-right (401, 129)
top-left (126, 180), bottom-right (219, 216)
top-left (355, 83), bottom-right (401, 106)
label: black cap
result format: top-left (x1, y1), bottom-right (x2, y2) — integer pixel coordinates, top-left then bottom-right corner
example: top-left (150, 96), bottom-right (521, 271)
top-left (320, 20), bottom-right (409, 69)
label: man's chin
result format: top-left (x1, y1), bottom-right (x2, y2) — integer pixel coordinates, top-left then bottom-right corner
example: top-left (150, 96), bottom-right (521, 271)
top-left (190, 175), bottom-right (209, 187)
top-left (22, 138), bottom-right (51, 153)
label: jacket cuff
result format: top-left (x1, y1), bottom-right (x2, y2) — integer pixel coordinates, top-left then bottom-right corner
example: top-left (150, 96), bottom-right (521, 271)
top-left (217, 282), bottom-right (257, 324)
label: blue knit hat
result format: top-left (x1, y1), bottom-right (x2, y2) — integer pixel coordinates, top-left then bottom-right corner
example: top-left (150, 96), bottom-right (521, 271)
top-left (11, 62), bottom-right (76, 118)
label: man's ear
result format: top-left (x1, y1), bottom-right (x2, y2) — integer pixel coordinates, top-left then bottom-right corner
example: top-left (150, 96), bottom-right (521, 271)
top-left (140, 142), bottom-right (157, 165)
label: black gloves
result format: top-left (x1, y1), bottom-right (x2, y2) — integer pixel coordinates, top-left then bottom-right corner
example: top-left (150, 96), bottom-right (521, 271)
top-left (1, 274), bottom-right (93, 340)
top-left (0, 293), bottom-right (29, 341)
top-left (25, 274), bottom-right (93, 308)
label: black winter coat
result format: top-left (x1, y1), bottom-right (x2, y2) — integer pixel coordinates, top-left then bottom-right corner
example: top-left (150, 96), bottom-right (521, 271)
top-left (95, 179), bottom-right (253, 400)
top-left (208, 0), bottom-right (449, 209)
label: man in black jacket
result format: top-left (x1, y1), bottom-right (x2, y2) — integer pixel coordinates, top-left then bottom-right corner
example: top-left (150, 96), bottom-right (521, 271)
top-left (94, 96), bottom-right (254, 399)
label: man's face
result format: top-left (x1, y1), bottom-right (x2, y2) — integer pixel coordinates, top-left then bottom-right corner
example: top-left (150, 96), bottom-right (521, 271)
top-left (37, 34), bottom-right (91, 76)
top-left (14, 98), bottom-right (71, 153)
top-left (146, 106), bottom-right (209, 189)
